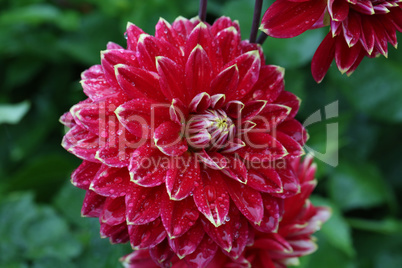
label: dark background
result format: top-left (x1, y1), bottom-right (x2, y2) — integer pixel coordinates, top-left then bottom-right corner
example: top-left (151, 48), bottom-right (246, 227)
top-left (1, 0), bottom-right (401, 267)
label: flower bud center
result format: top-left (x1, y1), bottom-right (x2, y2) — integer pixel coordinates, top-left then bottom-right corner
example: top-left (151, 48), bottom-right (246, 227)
top-left (187, 109), bottom-right (235, 151)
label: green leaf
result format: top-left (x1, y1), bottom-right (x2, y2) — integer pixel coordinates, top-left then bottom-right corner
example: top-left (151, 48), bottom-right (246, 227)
top-left (330, 56), bottom-right (402, 123)
top-left (298, 232), bottom-right (356, 268)
top-left (311, 196), bottom-right (355, 257)
top-left (0, 192), bottom-right (82, 264)
top-left (263, 28), bottom-right (326, 69)
top-left (328, 162), bottom-right (391, 211)
top-left (0, 101), bottom-right (30, 124)
top-left (0, 4), bottom-right (79, 31)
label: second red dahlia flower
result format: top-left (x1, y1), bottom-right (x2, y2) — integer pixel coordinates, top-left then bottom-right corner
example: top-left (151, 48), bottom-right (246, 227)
top-left (61, 16), bottom-right (308, 267)
top-left (261, 0), bottom-right (402, 82)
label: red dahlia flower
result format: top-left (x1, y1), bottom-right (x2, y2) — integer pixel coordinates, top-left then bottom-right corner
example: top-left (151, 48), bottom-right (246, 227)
top-left (260, 0), bottom-right (402, 82)
top-left (61, 16), bottom-right (308, 267)
top-left (120, 156), bottom-right (331, 268)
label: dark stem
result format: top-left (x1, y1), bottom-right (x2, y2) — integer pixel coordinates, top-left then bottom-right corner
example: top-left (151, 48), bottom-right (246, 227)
top-left (249, 0), bottom-right (263, 43)
top-left (199, 0), bottom-right (208, 22)
top-left (257, 32), bottom-right (268, 45)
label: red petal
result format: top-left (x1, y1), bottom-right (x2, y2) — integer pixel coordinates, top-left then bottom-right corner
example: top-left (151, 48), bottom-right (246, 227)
top-left (81, 190), bottom-right (106, 217)
top-left (71, 161), bottom-right (102, 190)
top-left (149, 239), bottom-right (174, 266)
top-left (335, 34), bottom-right (362, 74)
top-left (221, 155), bottom-right (248, 184)
top-left (342, 12), bottom-right (361, 47)
top-left (161, 194), bottom-right (200, 238)
top-left (90, 165), bottom-right (131, 198)
top-left (115, 98), bottom-right (169, 139)
top-left (277, 118), bottom-right (308, 145)
top-left (253, 104), bottom-right (291, 132)
top-left (183, 236), bottom-right (218, 268)
top-left (115, 64), bottom-right (166, 102)
top-left (126, 22), bottom-right (145, 51)
top-left (274, 91), bottom-right (300, 119)
top-left (101, 49), bottom-right (138, 89)
top-left (101, 196), bottom-right (126, 225)
top-left (246, 65), bottom-right (284, 103)
top-left (311, 32), bottom-right (336, 83)
top-left (120, 250), bottom-right (158, 268)
top-left (156, 56), bottom-right (187, 102)
top-left (168, 221), bottom-right (205, 258)
top-left (154, 121), bottom-right (188, 156)
top-left (136, 34), bottom-right (182, 72)
top-left (100, 222), bottom-right (129, 244)
top-left (166, 154), bottom-right (199, 200)
top-left (328, 0), bottom-right (349, 21)
top-left (238, 132), bottom-right (288, 162)
top-left (128, 218), bottom-right (166, 249)
top-left (193, 169), bottom-right (230, 227)
top-left (197, 150), bottom-right (228, 170)
top-left (210, 16), bottom-right (240, 36)
top-left (210, 64), bottom-right (239, 96)
top-left (221, 210), bottom-right (250, 259)
top-left (185, 45), bottom-right (213, 100)
top-left (274, 131), bottom-right (304, 157)
top-left (271, 167), bottom-right (300, 198)
top-left (360, 16), bottom-right (376, 54)
top-left (184, 22), bottom-right (215, 69)
top-left (82, 78), bottom-right (118, 102)
top-left (252, 194), bottom-right (282, 233)
top-left (224, 50), bottom-right (261, 101)
top-left (225, 179), bottom-right (264, 224)
top-left (63, 126), bottom-right (99, 162)
top-left (128, 143), bottom-right (168, 187)
top-left (260, 0), bottom-right (327, 38)
top-left (213, 26), bottom-right (241, 67)
top-left (125, 185), bottom-right (163, 225)
top-left (247, 167), bottom-right (283, 194)
top-left (81, 64), bottom-right (103, 80)
top-left (155, 18), bottom-right (184, 51)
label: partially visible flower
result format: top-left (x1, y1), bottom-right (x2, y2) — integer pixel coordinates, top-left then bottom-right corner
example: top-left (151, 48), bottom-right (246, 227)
top-left (120, 156), bottom-right (331, 268)
top-left (260, 0), bottom-right (402, 82)
top-left (61, 16), bottom-right (308, 267)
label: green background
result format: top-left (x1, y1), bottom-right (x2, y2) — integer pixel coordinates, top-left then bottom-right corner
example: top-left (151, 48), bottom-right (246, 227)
top-left (1, 0), bottom-right (401, 267)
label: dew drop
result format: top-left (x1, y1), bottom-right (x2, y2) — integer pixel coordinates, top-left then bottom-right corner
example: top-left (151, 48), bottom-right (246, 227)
top-left (124, 32), bottom-right (128, 39)
top-left (114, 177), bottom-right (122, 183)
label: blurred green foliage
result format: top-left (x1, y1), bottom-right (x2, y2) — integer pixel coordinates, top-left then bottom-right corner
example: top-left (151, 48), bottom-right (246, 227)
top-left (0, 0), bottom-right (401, 267)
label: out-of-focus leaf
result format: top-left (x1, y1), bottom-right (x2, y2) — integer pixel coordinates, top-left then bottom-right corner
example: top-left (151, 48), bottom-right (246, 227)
top-left (298, 231), bottom-right (356, 268)
top-left (347, 218), bottom-right (402, 234)
top-left (5, 154), bottom-right (78, 201)
top-left (221, 0), bottom-right (254, 39)
top-left (0, 4), bottom-right (79, 31)
top-left (354, 231), bottom-right (402, 268)
top-left (331, 56), bottom-right (402, 123)
top-left (0, 101), bottom-right (30, 124)
top-left (311, 196), bottom-right (355, 257)
top-left (53, 181), bottom-right (87, 227)
top-left (263, 28), bottom-right (326, 69)
top-left (328, 162), bottom-right (391, 211)
top-left (0, 192), bottom-right (82, 264)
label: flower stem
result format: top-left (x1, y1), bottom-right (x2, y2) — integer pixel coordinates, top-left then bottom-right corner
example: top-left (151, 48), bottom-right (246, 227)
top-left (250, 0), bottom-right (263, 43)
top-left (257, 32), bottom-right (268, 45)
top-left (199, 0), bottom-right (208, 22)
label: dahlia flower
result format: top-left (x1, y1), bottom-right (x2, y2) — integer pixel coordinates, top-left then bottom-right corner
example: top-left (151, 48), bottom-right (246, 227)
top-left (120, 156), bottom-right (331, 268)
top-left (260, 0), bottom-right (402, 82)
top-left (61, 16), bottom-right (308, 267)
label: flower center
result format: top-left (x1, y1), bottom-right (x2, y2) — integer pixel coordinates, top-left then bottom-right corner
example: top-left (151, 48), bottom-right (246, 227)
top-left (187, 109), bottom-right (235, 151)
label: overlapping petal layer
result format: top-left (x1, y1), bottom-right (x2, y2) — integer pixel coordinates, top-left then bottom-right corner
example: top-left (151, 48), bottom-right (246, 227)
top-left (61, 16), bottom-right (311, 267)
top-left (261, 0), bottom-right (402, 82)
top-left (120, 156), bottom-right (331, 268)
